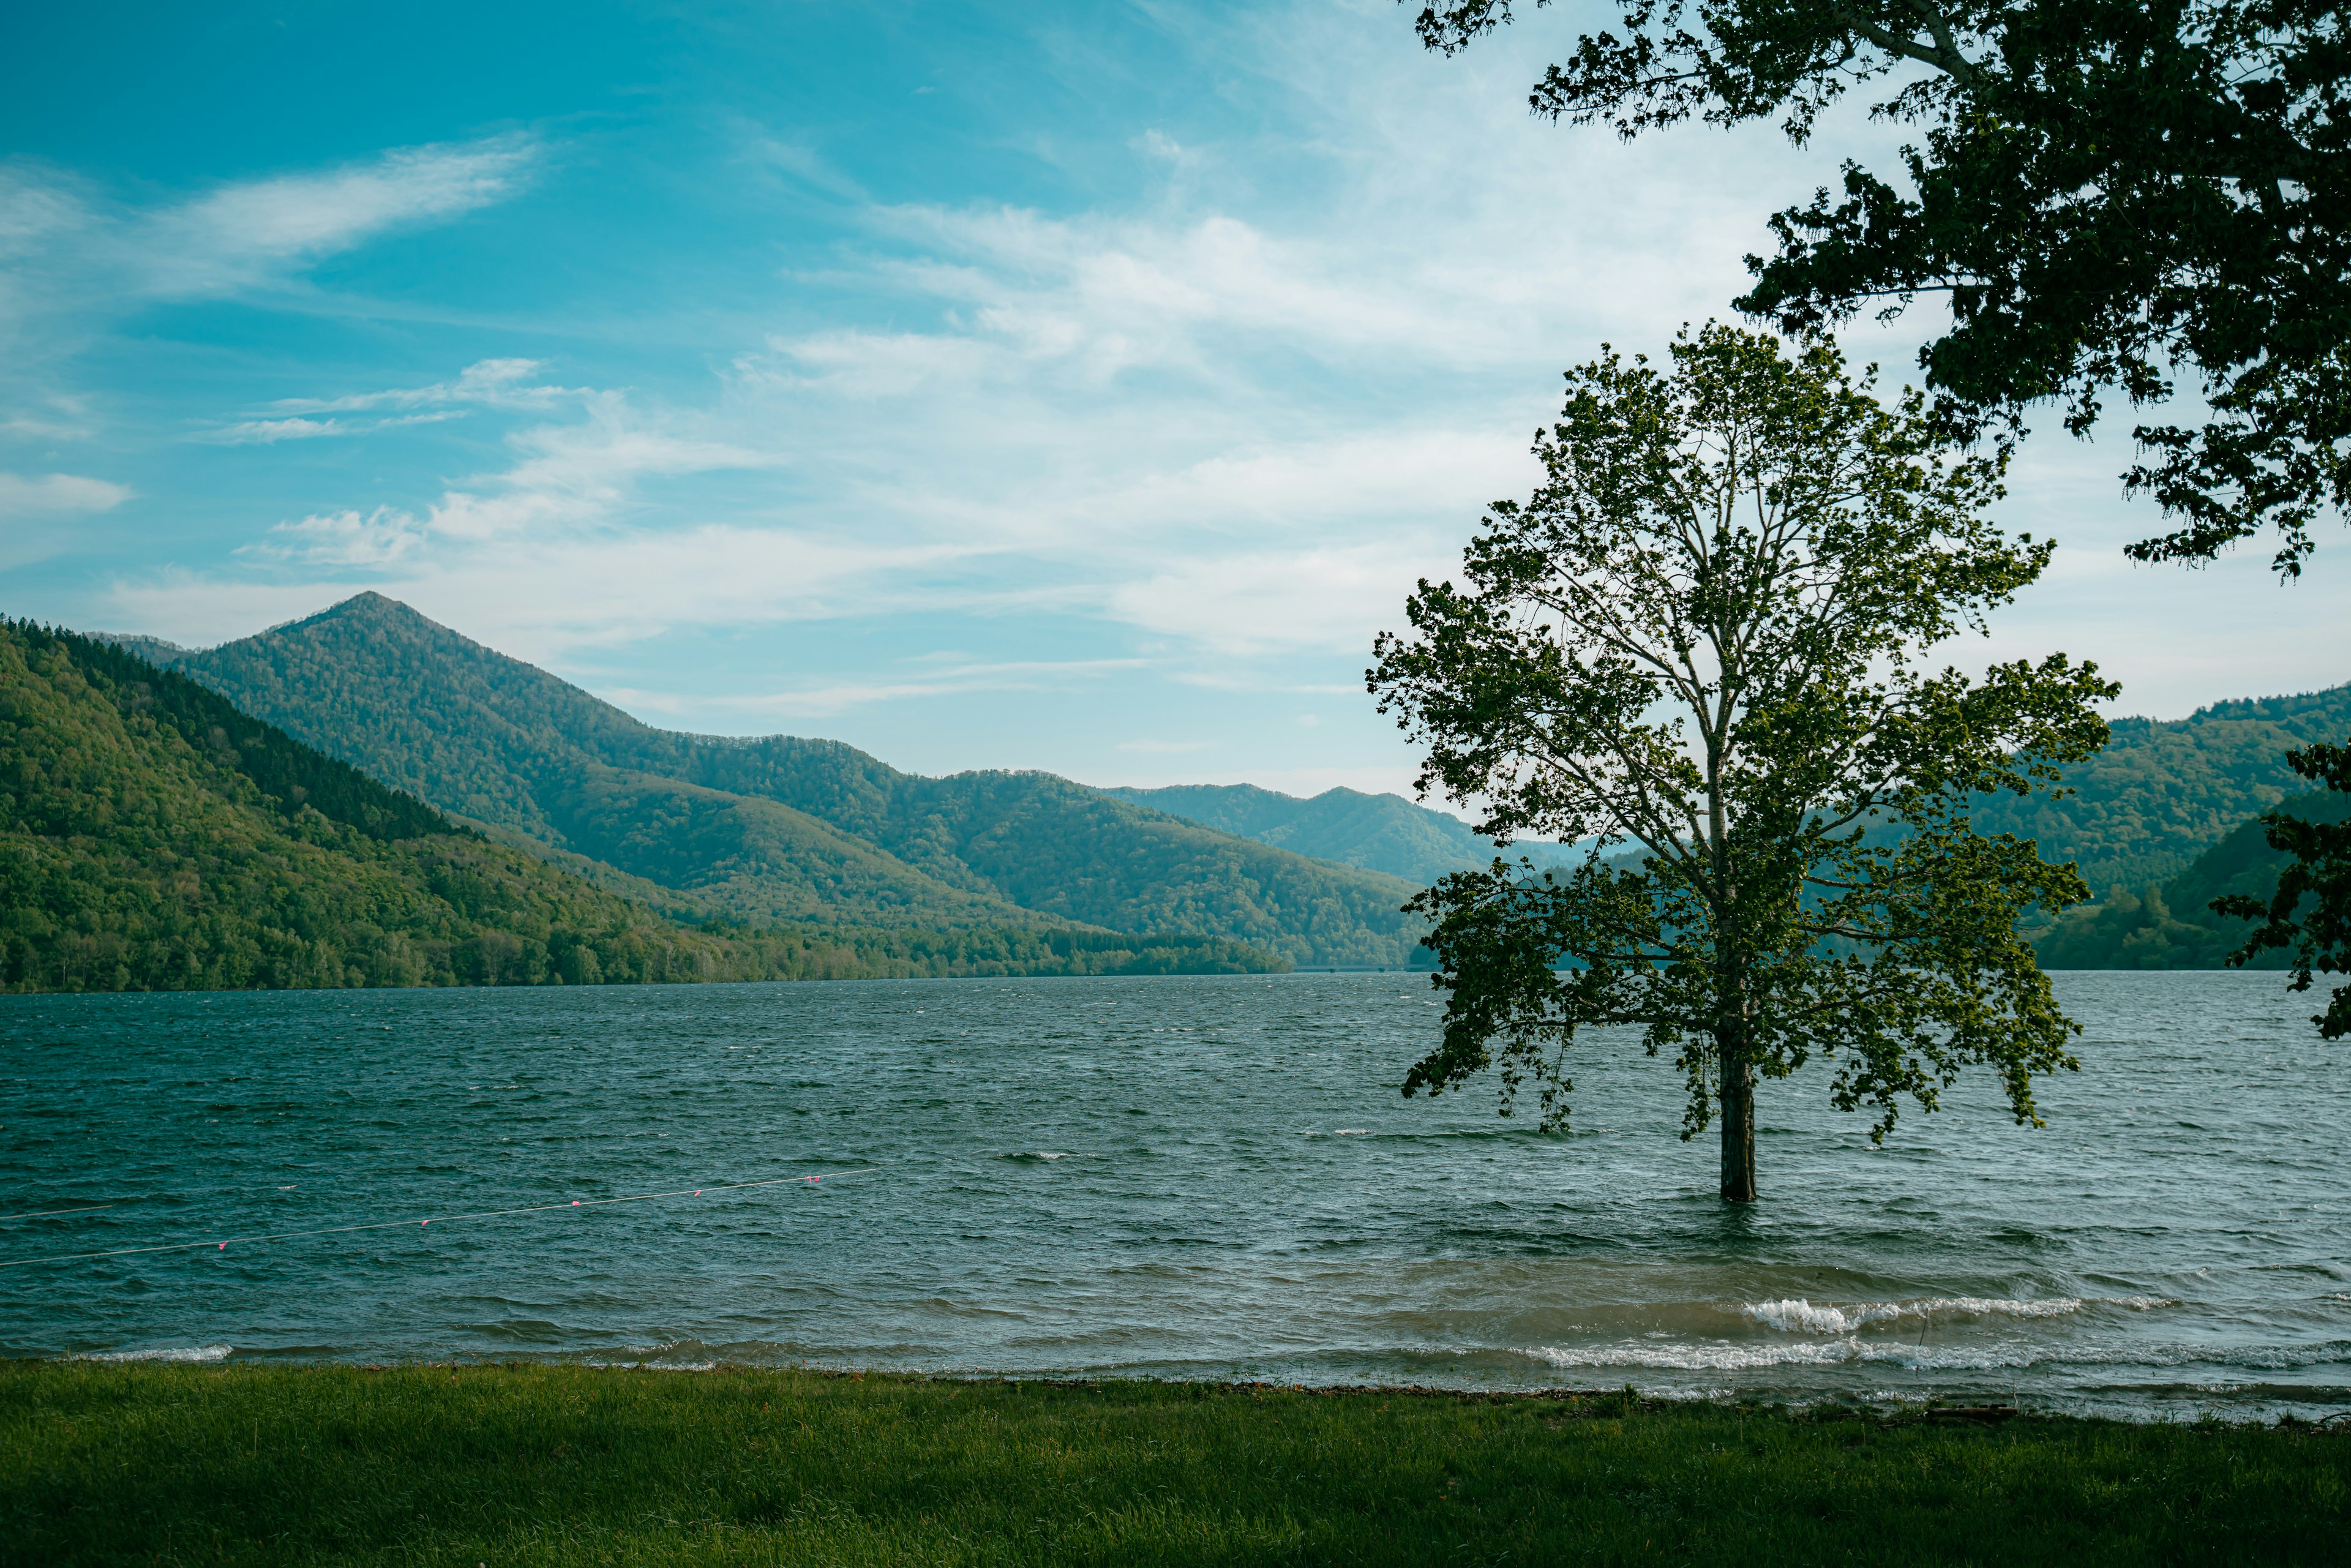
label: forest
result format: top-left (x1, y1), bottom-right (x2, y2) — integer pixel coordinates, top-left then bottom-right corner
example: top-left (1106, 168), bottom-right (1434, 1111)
top-left (0, 621), bottom-right (1282, 993)
top-left (11, 594), bottom-right (2347, 990)
top-left (137, 593), bottom-right (1431, 967)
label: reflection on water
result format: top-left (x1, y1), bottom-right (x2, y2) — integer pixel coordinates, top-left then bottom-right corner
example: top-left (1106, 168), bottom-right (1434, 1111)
top-left (2, 970), bottom-right (2344, 1420)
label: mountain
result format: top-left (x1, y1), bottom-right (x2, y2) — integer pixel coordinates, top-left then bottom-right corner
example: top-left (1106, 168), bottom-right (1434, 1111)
top-left (137, 595), bottom-right (1428, 967)
top-left (2034, 789), bottom-right (2350, 969)
top-left (1972, 683), bottom-right (2351, 893)
top-left (0, 621), bottom-right (1283, 992)
top-left (1, 618), bottom-right (785, 992)
top-left (1098, 783), bottom-right (1584, 884)
top-left (1113, 685), bottom-right (2351, 896)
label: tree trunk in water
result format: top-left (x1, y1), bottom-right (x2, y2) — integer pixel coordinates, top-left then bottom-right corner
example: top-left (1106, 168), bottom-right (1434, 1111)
top-left (1719, 1051), bottom-right (1757, 1202)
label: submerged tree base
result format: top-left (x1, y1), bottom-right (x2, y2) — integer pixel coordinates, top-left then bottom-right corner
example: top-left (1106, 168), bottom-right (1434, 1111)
top-left (4, 1362), bottom-right (2345, 1564)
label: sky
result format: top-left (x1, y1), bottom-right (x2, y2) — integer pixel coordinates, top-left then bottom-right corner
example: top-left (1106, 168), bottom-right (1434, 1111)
top-left (4, 0), bottom-right (2345, 806)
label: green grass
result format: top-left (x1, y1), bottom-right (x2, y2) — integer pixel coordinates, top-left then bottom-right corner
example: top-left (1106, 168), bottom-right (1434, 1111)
top-left (2, 1364), bottom-right (2345, 1565)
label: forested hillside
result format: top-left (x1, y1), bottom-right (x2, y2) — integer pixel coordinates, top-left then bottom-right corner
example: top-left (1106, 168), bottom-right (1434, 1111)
top-left (1973, 685), bottom-right (2351, 891)
top-left (1108, 687), bottom-right (2351, 896)
top-left (137, 595), bottom-right (1428, 966)
top-left (2034, 789), bottom-right (2351, 970)
top-left (1099, 783), bottom-right (1581, 884)
top-left (0, 623), bottom-right (1281, 992)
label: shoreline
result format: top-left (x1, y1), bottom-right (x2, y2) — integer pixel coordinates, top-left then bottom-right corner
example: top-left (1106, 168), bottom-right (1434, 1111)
top-left (6, 1361), bottom-right (2345, 1563)
top-left (20, 1353), bottom-right (2283, 1427)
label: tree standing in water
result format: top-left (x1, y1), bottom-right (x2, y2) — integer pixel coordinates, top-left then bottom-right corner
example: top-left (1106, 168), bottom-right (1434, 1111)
top-left (1369, 325), bottom-right (2115, 1201)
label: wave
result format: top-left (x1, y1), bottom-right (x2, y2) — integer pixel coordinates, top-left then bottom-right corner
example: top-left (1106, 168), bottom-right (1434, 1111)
top-left (1741, 1296), bottom-right (2173, 1334)
top-left (1521, 1335), bottom-right (2342, 1375)
top-left (76, 1344), bottom-right (233, 1364)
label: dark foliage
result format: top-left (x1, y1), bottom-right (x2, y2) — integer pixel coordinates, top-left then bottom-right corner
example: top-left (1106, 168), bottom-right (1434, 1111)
top-left (1369, 327), bottom-right (2110, 1201)
top-left (2033, 788), bottom-right (2350, 970)
top-left (1409, 0), bottom-right (2351, 575)
top-left (9, 618), bottom-right (452, 841)
top-left (2215, 744), bottom-right (2351, 1035)
top-left (1970, 683), bottom-right (2351, 893)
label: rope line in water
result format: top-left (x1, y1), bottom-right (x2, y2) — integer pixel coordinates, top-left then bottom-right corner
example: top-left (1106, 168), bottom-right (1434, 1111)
top-left (0, 1206), bottom-right (116, 1223)
top-left (0, 1169), bottom-right (879, 1272)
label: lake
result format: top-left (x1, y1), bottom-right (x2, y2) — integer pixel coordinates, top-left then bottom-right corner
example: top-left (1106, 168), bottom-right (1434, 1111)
top-left (2, 971), bottom-right (2343, 1420)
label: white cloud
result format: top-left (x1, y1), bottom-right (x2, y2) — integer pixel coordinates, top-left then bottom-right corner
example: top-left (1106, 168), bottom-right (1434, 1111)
top-left (140, 138), bottom-right (534, 294)
top-left (1, 415), bottom-right (93, 440)
top-left (1105, 539), bottom-right (1452, 655)
top-left (244, 507), bottom-right (429, 566)
top-left (195, 356), bottom-right (571, 445)
top-left (84, 2), bottom-right (2350, 735)
top-left (0, 169), bottom-right (89, 259)
top-left (615, 656), bottom-right (1146, 722)
top-left (201, 411), bottom-right (464, 445)
top-left (1, 140), bottom-right (537, 455)
top-left (267, 358), bottom-right (560, 415)
top-left (0, 470), bottom-right (130, 516)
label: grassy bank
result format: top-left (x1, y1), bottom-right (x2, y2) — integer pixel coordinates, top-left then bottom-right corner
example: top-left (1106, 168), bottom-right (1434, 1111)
top-left (2, 1364), bottom-right (2345, 1565)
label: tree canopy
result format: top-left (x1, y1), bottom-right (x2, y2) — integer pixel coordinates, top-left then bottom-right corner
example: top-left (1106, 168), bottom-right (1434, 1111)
top-left (1409, 0), bottom-right (2351, 576)
top-left (1368, 324), bottom-right (2114, 1199)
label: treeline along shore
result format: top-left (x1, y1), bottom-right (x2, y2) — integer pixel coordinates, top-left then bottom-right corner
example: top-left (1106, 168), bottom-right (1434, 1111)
top-left (4, 1362), bottom-right (2345, 1565)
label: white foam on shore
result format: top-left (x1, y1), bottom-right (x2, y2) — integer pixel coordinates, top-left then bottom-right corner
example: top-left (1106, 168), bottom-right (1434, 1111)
top-left (1745, 1299), bottom-right (1908, 1334)
top-left (1741, 1295), bottom-right (2172, 1334)
top-left (76, 1345), bottom-right (233, 1364)
top-left (1516, 1294), bottom-right (2191, 1374)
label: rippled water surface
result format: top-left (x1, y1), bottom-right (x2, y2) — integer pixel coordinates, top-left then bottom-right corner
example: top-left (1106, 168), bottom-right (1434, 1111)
top-left (3, 972), bottom-right (2344, 1419)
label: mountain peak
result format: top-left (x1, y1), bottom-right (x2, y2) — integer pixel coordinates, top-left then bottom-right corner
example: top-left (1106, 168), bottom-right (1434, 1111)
top-left (312, 590), bottom-right (444, 630)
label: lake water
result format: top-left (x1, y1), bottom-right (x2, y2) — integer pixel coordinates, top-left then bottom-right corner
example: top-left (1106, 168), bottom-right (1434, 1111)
top-left (3, 972), bottom-right (2344, 1420)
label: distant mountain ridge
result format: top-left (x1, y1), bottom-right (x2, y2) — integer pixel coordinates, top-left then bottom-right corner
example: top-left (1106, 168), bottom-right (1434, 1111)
top-left (134, 595), bottom-right (1430, 967)
top-left (2034, 789), bottom-right (2351, 970)
top-left (1112, 683), bottom-right (2351, 898)
top-left (1, 621), bottom-right (1284, 992)
top-left (104, 593), bottom-right (2342, 959)
top-left (1098, 782), bottom-right (1582, 884)
top-left (1970, 682), bottom-right (2351, 892)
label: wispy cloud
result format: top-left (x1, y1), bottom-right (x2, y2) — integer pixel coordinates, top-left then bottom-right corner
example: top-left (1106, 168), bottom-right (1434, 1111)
top-left (0, 470), bottom-right (130, 516)
top-left (196, 358), bottom-right (571, 443)
top-left (138, 138), bottom-right (535, 296)
top-left (3, 137), bottom-right (534, 312)
top-left (630, 655), bottom-right (1155, 721)
top-left (201, 411), bottom-right (466, 445)
top-left (75, 7), bottom-right (1785, 673)
top-left (92, 4), bottom-right (2340, 734)
top-left (1, 137), bottom-right (538, 451)
top-left (266, 358), bottom-right (562, 415)
top-left (241, 507), bottom-right (428, 566)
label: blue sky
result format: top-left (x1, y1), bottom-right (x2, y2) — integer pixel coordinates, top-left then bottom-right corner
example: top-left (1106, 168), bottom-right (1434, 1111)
top-left (5, 1), bottom-right (2345, 804)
